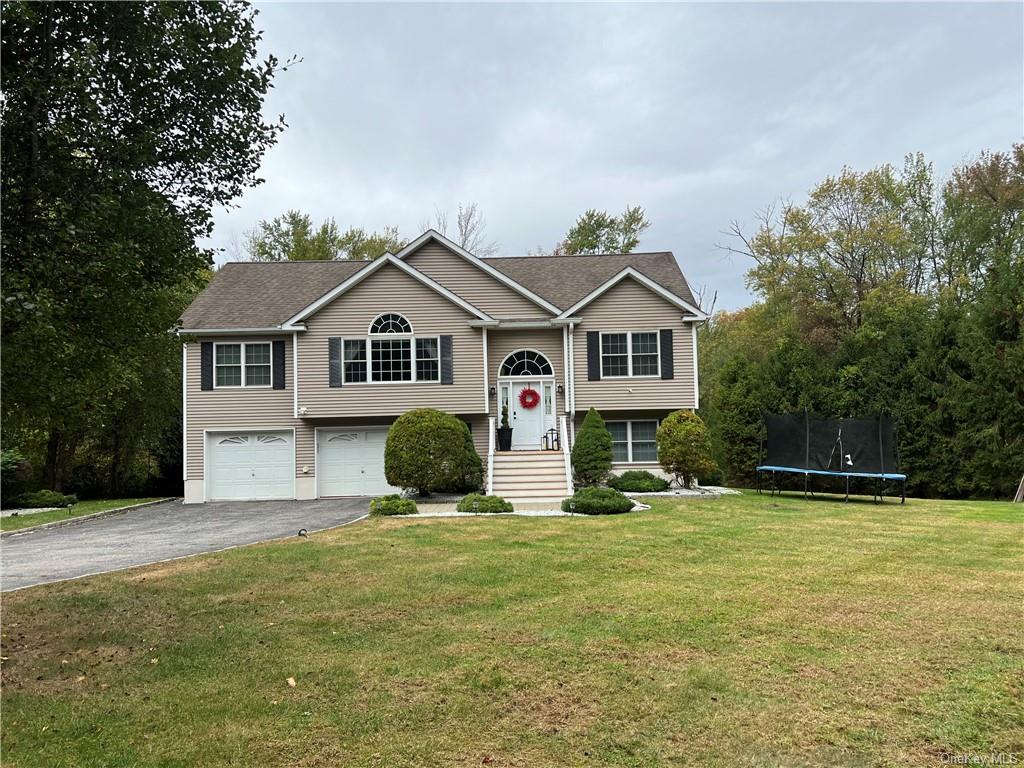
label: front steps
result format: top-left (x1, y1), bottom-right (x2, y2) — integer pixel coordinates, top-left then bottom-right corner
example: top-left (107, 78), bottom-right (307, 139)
top-left (491, 450), bottom-right (570, 505)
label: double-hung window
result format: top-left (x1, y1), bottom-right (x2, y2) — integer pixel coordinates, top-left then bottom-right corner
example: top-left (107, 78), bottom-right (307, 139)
top-left (215, 342), bottom-right (271, 388)
top-left (342, 314), bottom-right (440, 384)
top-left (600, 331), bottom-right (660, 377)
top-left (607, 420), bottom-right (659, 463)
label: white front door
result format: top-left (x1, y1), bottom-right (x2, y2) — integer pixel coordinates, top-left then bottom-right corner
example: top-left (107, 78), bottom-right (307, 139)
top-left (318, 428), bottom-right (400, 497)
top-left (206, 431), bottom-right (294, 501)
top-left (510, 381), bottom-right (546, 449)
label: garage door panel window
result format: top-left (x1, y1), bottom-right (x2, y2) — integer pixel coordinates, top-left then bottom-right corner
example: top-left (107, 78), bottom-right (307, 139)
top-left (215, 342), bottom-right (271, 388)
top-left (607, 420), bottom-right (659, 463)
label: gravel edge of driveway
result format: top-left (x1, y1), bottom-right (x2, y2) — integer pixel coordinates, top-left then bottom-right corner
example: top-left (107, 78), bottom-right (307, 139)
top-left (3, 511), bottom-right (369, 593)
top-left (0, 498), bottom-right (176, 539)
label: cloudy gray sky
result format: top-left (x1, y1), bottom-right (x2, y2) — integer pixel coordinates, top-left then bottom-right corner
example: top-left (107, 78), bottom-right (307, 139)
top-left (208, 2), bottom-right (1023, 310)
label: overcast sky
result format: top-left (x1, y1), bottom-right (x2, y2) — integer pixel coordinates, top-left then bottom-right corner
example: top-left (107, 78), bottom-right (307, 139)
top-left (207, 2), bottom-right (1023, 310)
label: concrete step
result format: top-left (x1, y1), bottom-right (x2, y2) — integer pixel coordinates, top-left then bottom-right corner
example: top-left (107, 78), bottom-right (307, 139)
top-left (493, 476), bottom-right (567, 487)
top-left (493, 453), bottom-right (564, 462)
top-left (493, 487), bottom-right (570, 499)
top-left (504, 497), bottom-right (569, 506)
top-left (492, 466), bottom-right (566, 475)
top-left (494, 487), bottom-right (568, 497)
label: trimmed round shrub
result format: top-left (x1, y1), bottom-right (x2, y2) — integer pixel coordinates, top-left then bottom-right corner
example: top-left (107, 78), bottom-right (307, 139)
top-left (561, 487), bottom-right (635, 515)
top-left (456, 493), bottom-right (513, 514)
top-left (608, 470), bottom-right (670, 493)
top-left (657, 410), bottom-right (716, 489)
top-left (385, 409), bottom-right (483, 495)
top-left (570, 408), bottom-right (613, 487)
top-left (8, 490), bottom-right (77, 509)
top-left (369, 494), bottom-right (417, 516)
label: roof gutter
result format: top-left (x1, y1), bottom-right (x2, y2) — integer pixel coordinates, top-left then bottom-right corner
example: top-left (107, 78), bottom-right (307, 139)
top-left (467, 317), bottom-right (581, 330)
top-left (174, 324), bottom-right (306, 336)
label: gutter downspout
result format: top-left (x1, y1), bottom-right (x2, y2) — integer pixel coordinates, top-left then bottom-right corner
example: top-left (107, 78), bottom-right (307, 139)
top-left (567, 322), bottom-right (576, 445)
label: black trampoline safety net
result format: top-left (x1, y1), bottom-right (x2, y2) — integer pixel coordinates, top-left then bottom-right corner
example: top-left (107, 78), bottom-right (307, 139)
top-left (763, 413), bottom-right (899, 475)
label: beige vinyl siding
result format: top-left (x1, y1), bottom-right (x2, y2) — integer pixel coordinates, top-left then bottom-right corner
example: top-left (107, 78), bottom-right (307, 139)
top-left (571, 278), bottom-right (697, 411)
top-left (486, 328), bottom-right (564, 415)
top-left (465, 414), bottom-right (490, 463)
top-left (184, 337), bottom-right (307, 480)
top-left (405, 242), bottom-right (551, 319)
top-left (297, 262), bottom-right (486, 418)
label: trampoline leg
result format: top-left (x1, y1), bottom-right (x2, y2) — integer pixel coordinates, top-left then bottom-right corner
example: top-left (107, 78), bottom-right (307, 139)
top-left (804, 473), bottom-right (808, 500)
top-left (901, 480), bottom-right (905, 505)
top-left (844, 476), bottom-right (849, 503)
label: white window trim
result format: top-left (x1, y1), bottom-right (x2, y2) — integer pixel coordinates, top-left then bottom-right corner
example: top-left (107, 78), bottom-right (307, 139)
top-left (213, 341), bottom-right (273, 389)
top-left (608, 419), bottom-right (659, 463)
top-left (599, 331), bottom-right (661, 379)
top-left (341, 334), bottom-right (442, 385)
top-left (367, 312), bottom-right (414, 335)
top-left (498, 348), bottom-right (555, 378)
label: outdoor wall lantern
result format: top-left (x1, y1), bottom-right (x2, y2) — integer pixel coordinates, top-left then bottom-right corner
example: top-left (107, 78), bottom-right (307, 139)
top-left (556, 384), bottom-right (564, 395)
top-left (488, 385), bottom-right (497, 397)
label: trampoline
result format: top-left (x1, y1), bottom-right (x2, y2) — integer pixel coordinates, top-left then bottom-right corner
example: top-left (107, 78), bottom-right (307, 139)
top-left (756, 412), bottom-right (906, 503)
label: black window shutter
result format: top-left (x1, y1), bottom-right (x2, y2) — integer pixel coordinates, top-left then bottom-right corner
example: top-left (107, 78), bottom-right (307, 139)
top-left (586, 331), bottom-right (601, 381)
top-left (660, 329), bottom-right (674, 380)
top-left (440, 335), bottom-right (453, 384)
top-left (328, 337), bottom-right (342, 388)
top-left (272, 340), bottom-right (286, 390)
top-left (200, 342), bottom-right (213, 390)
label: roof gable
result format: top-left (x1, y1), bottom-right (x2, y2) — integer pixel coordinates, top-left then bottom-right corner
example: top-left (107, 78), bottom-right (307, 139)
top-left (395, 231), bottom-right (560, 315)
top-left (483, 251), bottom-right (700, 313)
top-left (557, 267), bottom-right (707, 319)
top-left (282, 254), bottom-right (493, 326)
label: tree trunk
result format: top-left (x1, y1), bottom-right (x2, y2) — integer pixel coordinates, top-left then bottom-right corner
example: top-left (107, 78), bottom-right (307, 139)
top-left (45, 428), bottom-right (62, 491)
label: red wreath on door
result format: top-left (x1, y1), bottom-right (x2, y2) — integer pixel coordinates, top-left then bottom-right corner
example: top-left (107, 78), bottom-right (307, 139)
top-left (518, 387), bottom-right (541, 409)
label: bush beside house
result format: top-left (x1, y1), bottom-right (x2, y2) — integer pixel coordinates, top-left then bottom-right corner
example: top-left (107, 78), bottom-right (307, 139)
top-left (385, 409), bottom-right (483, 496)
top-left (656, 410), bottom-right (716, 489)
top-left (608, 470), bottom-right (670, 493)
top-left (456, 493), bottom-right (513, 514)
top-left (369, 495), bottom-right (418, 516)
top-left (561, 487), bottom-right (635, 515)
top-left (571, 408), bottom-right (613, 487)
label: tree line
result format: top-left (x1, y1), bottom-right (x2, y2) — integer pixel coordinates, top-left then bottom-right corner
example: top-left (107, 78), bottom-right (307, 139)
top-left (700, 147), bottom-right (1023, 499)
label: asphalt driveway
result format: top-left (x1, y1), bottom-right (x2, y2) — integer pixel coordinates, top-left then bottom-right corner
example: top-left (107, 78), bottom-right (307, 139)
top-left (1, 498), bottom-right (369, 591)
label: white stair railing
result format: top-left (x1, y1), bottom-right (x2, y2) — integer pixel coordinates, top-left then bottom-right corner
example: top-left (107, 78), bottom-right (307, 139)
top-left (487, 415), bottom-right (496, 495)
top-left (560, 414), bottom-right (573, 495)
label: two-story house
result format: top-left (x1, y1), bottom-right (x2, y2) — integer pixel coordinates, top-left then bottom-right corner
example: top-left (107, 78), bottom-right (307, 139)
top-left (177, 230), bottom-right (706, 504)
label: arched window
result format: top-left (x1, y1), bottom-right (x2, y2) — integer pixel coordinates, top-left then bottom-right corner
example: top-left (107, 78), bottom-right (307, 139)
top-left (369, 313), bottom-right (412, 335)
top-left (500, 350), bottom-right (553, 377)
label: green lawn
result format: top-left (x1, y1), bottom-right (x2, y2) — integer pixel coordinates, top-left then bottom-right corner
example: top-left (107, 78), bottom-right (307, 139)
top-left (0, 498), bottom-right (165, 533)
top-left (2, 492), bottom-right (1021, 767)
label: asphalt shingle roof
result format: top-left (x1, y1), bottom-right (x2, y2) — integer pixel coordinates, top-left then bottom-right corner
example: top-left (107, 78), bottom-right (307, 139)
top-left (482, 252), bottom-right (696, 311)
top-left (179, 261), bottom-right (365, 329)
top-left (178, 251), bottom-right (698, 329)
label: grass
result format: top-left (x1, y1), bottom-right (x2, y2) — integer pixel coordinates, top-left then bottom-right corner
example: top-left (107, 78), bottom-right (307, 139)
top-left (1, 491), bottom-right (1021, 767)
top-left (0, 498), bottom-right (165, 533)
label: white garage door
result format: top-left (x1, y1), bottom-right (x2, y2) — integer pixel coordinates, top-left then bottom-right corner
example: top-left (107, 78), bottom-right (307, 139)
top-left (206, 431), bottom-right (295, 501)
top-left (318, 428), bottom-right (399, 497)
